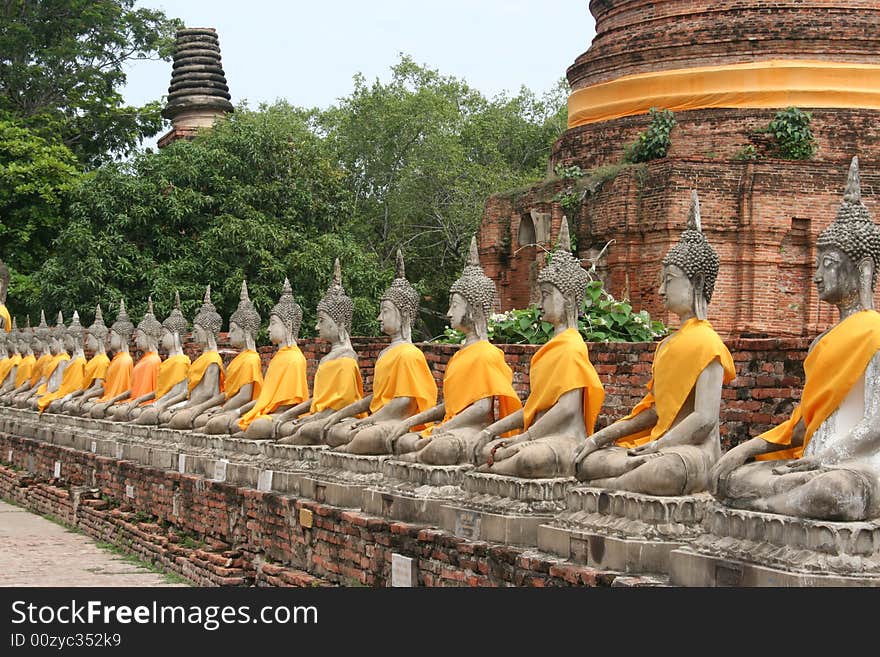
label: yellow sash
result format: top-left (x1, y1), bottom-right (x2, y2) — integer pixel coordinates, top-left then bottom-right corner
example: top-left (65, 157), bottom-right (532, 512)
top-left (151, 354), bottom-right (190, 401)
top-left (238, 345), bottom-right (308, 430)
top-left (757, 310), bottom-right (880, 461)
top-left (616, 318), bottom-right (736, 448)
top-left (37, 356), bottom-right (85, 412)
top-left (98, 351), bottom-right (134, 402)
top-left (82, 353), bottom-right (111, 389)
top-left (30, 353), bottom-right (51, 387)
top-left (0, 304), bottom-right (10, 333)
top-left (369, 343), bottom-right (437, 429)
top-left (522, 328), bottom-right (604, 434)
top-left (0, 355), bottom-right (18, 385)
top-left (15, 354), bottom-right (35, 388)
top-left (309, 356), bottom-right (364, 414)
top-left (224, 350), bottom-right (263, 400)
top-left (125, 351), bottom-right (160, 402)
top-left (36, 353), bottom-right (70, 396)
top-left (187, 350), bottom-right (224, 394)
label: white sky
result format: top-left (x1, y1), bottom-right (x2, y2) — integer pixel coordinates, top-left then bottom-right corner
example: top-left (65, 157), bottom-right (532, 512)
top-left (123, 0), bottom-right (596, 147)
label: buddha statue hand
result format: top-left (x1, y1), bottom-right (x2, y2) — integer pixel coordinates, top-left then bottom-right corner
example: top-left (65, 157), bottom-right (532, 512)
top-left (771, 456), bottom-right (824, 475)
top-left (573, 436), bottom-right (601, 468)
top-left (709, 441), bottom-right (763, 496)
top-left (385, 423), bottom-right (412, 454)
top-left (471, 429), bottom-right (496, 465)
top-left (625, 442), bottom-right (663, 457)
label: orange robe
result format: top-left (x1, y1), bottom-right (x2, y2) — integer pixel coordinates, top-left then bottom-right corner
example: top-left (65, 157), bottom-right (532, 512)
top-left (308, 356), bottom-right (364, 414)
top-left (143, 353), bottom-right (190, 403)
top-left (29, 353), bottom-right (52, 388)
top-left (187, 350), bottom-right (224, 395)
top-left (37, 356), bottom-right (86, 413)
top-left (14, 354), bottom-right (35, 388)
top-left (0, 354), bottom-right (20, 386)
top-left (97, 351), bottom-right (134, 402)
top-left (122, 351), bottom-right (161, 403)
top-left (0, 304), bottom-right (10, 333)
top-left (224, 350), bottom-right (263, 401)
top-left (238, 345), bottom-right (308, 430)
top-left (369, 342), bottom-right (437, 430)
top-left (615, 318), bottom-right (736, 448)
top-left (35, 353), bottom-right (70, 396)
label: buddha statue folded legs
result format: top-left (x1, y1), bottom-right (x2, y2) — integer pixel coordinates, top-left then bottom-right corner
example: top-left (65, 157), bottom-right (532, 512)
top-left (574, 191), bottom-right (736, 495)
top-left (710, 156), bottom-right (880, 521)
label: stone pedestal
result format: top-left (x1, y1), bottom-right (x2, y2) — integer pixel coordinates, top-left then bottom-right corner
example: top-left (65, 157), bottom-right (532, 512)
top-left (538, 486), bottom-right (709, 575)
top-left (300, 451), bottom-right (391, 509)
top-left (363, 460), bottom-right (471, 525)
top-left (439, 471), bottom-right (573, 546)
top-left (669, 502), bottom-right (880, 586)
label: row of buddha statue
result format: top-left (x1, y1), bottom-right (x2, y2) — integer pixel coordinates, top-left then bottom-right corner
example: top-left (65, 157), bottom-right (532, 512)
top-left (1, 156), bottom-right (878, 523)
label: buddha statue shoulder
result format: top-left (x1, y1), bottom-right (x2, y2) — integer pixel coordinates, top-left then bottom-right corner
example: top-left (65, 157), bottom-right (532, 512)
top-left (59, 305), bottom-right (112, 415)
top-left (275, 259), bottom-right (365, 444)
top-left (0, 319), bottom-right (21, 394)
top-left (474, 220), bottom-right (605, 478)
top-left (28, 311), bottom-right (71, 409)
top-left (574, 191), bottom-right (736, 494)
top-left (711, 156), bottom-right (880, 521)
top-left (86, 299), bottom-right (135, 418)
top-left (0, 259), bottom-right (10, 335)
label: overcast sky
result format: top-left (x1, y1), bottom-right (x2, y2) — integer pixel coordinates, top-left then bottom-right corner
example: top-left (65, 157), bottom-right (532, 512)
top-left (123, 0), bottom-right (596, 146)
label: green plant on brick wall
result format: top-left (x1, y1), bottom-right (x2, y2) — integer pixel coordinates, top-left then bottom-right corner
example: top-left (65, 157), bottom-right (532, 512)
top-left (624, 108), bottom-right (676, 163)
top-left (732, 144), bottom-right (758, 161)
top-left (768, 107), bottom-right (816, 160)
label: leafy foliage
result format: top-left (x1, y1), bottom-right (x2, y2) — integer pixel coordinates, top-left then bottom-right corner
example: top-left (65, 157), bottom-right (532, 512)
top-left (624, 108), bottom-right (676, 163)
top-left (768, 107), bottom-right (816, 160)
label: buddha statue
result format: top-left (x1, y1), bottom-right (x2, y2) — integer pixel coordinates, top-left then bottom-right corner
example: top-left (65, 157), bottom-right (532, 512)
top-left (711, 156), bottom-right (880, 521)
top-left (573, 191), bottom-right (736, 494)
top-left (103, 298), bottom-right (163, 422)
top-left (235, 278), bottom-right (308, 439)
top-left (11, 318), bottom-right (36, 397)
top-left (474, 220), bottom-right (605, 477)
top-left (323, 250), bottom-right (438, 453)
top-left (199, 280), bottom-right (264, 433)
top-left (130, 292), bottom-right (191, 425)
top-left (0, 259), bottom-right (10, 334)
top-left (58, 305), bottom-right (112, 415)
top-left (7, 311), bottom-right (51, 406)
top-left (38, 311), bottom-right (89, 414)
top-left (389, 238), bottom-right (522, 464)
top-left (274, 259), bottom-right (365, 444)
top-left (0, 319), bottom-right (21, 393)
top-left (164, 286), bottom-right (225, 428)
top-left (85, 300), bottom-right (135, 418)
top-left (26, 311), bottom-right (71, 409)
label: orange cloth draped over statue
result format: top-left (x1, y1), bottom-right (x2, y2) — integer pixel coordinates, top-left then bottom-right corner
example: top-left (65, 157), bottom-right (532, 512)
top-left (35, 353), bottom-right (70, 396)
top-left (15, 354), bottom-right (35, 388)
top-left (224, 350), bottom-right (263, 401)
top-left (37, 356), bottom-right (85, 412)
top-left (756, 310), bottom-right (880, 461)
top-left (369, 342), bottom-right (437, 430)
top-left (29, 353), bottom-right (52, 388)
top-left (187, 351), bottom-right (224, 394)
top-left (0, 305), bottom-right (10, 333)
top-left (522, 328), bottom-right (604, 434)
top-left (98, 352), bottom-right (134, 402)
top-left (615, 318), bottom-right (736, 448)
top-left (0, 354), bottom-right (20, 385)
top-left (308, 356), bottom-right (364, 415)
top-left (123, 352), bottom-right (160, 402)
top-left (238, 345), bottom-right (308, 431)
top-left (142, 354), bottom-right (190, 404)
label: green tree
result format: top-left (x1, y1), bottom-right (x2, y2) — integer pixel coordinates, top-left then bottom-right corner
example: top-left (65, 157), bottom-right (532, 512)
top-left (39, 102), bottom-right (389, 335)
top-left (0, 0), bottom-right (181, 167)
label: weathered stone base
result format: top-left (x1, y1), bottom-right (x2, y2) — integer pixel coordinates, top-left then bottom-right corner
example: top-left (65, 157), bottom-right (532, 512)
top-left (538, 487), bottom-right (709, 575)
top-left (300, 451), bottom-right (392, 509)
top-left (440, 472), bottom-right (573, 546)
top-left (363, 461), bottom-right (470, 525)
top-left (669, 502), bottom-right (880, 587)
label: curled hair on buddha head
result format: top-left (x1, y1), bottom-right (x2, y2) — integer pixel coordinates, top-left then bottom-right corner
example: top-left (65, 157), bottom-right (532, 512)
top-left (162, 291), bottom-right (189, 339)
top-left (270, 277), bottom-right (303, 339)
top-left (816, 156), bottom-right (880, 299)
top-left (8, 317), bottom-right (18, 352)
top-left (137, 297), bottom-right (163, 341)
top-left (662, 190), bottom-right (720, 318)
top-left (193, 285), bottom-right (222, 338)
top-left (450, 236), bottom-right (497, 325)
top-left (536, 219), bottom-right (590, 307)
top-left (52, 311), bottom-right (65, 342)
top-left (88, 304), bottom-right (109, 343)
top-left (317, 259), bottom-right (354, 335)
top-left (66, 310), bottom-right (84, 343)
top-left (111, 298), bottom-right (135, 341)
top-left (229, 278), bottom-right (261, 339)
top-left (380, 250), bottom-right (420, 326)
top-left (35, 310), bottom-right (50, 344)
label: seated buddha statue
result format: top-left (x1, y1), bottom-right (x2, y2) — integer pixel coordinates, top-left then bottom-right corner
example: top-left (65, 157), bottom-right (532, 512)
top-left (0, 319), bottom-right (21, 394)
top-left (474, 220), bottom-right (605, 478)
top-left (235, 278), bottom-right (308, 439)
top-left (85, 300), bottom-right (135, 418)
top-left (6, 311), bottom-right (51, 406)
top-left (390, 238), bottom-right (522, 464)
top-left (130, 292), bottom-right (191, 425)
top-left (26, 312), bottom-right (71, 410)
top-left (163, 286), bottom-right (224, 428)
top-left (711, 156), bottom-right (880, 521)
top-left (199, 280), bottom-right (264, 433)
top-left (3, 319), bottom-right (34, 399)
top-left (574, 191), bottom-right (736, 494)
top-left (274, 259), bottom-right (365, 444)
top-left (103, 299), bottom-right (163, 422)
top-left (323, 250), bottom-right (438, 454)
top-left (0, 259), bottom-right (10, 335)
top-left (38, 311), bottom-right (91, 413)
top-left (58, 305), bottom-right (112, 415)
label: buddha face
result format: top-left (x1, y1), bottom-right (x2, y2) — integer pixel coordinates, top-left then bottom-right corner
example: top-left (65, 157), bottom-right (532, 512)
top-left (446, 293), bottom-right (472, 333)
top-left (378, 300), bottom-right (402, 337)
top-left (85, 333), bottom-right (99, 352)
top-left (268, 314), bottom-right (287, 345)
top-left (160, 328), bottom-right (175, 352)
top-left (814, 246), bottom-right (859, 305)
top-left (109, 330), bottom-right (124, 352)
top-left (193, 324), bottom-right (208, 347)
top-left (316, 310), bottom-right (340, 343)
top-left (49, 336), bottom-right (62, 355)
top-left (63, 333), bottom-right (76, 352)
top-left (659, 264), bottom-right (694, 317)
top-left (537, 282), bottom-right (567, 325)
top-left (134, 329), bottom-right (151, 352)
top-left (228, 321), bottom-right (246, 348)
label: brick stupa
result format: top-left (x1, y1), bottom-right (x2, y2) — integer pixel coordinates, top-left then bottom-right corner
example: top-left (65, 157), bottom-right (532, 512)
top-left (479, 0), bottom-right (880, 337)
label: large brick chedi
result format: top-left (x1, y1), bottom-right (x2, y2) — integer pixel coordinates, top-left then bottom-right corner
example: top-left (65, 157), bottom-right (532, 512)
top-left (480, 1), bottom-right (880, 337)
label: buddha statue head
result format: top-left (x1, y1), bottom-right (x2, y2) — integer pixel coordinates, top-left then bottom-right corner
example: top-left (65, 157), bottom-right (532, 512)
top-left (161, 291), bottom-right (188, 353)
top-left (379, 250), bottom-right (420, 341)
top-left (135, 297), bottom-right (163, 352)
top-left (110, 298), bottom-right (135, 353)
top-left (193, 285), bottom-right (222, 349)
top-left (8, 318), bottom-right (20, 356)
top-left (448, 236), bottom-right (497, 341)
top-left (19, 317), bottom-right (33, 355)
top-left (229, 279), bottom-right (260, 350)
top-left (65, 311), bottom-right (84, 353)
top-left (268, 277), bottom-right (302, 346)
top-left (814, 156), bottom-right (880, 314)
top-left (316, 259), bottom-right (354, 344)
top-left (660, 190), bottom-right (720, 321)
top-left (50, 311), bottom-right (65, 354)
top-left (34, 310), bottom-right (50, 355)
top-left (536, 219), bottom-right (589, 329)
top-left (86, 304), bottom-right (109, 354)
